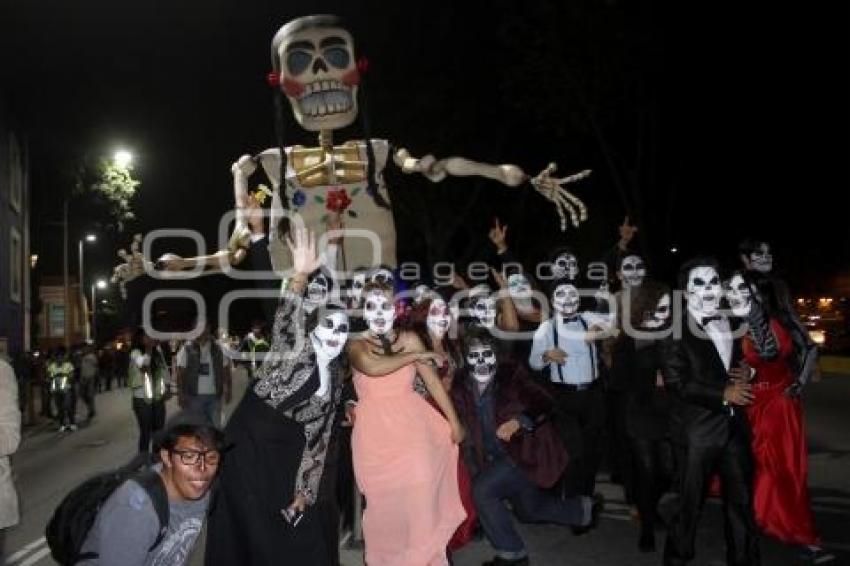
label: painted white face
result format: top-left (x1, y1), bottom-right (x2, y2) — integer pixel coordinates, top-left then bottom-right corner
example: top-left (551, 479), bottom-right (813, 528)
top-left (311, 311), bottom-right (349, 359)
top-left (426, 298), bottom-right (451, 338)
top-left (369, 268), bottom-right (394, 287)
top-left (552, 253), bottom-right (579, 280)
top-left (552, 283), bottom-right (580, 316)
top-left (748, 243), bottom-right (773, 274)
top-left (507, 274), bottom-right (532, 299)
top-left (471, 296), bottom-right (497, 329)
top-left (350, 272), bottom-right (366, 305)
top-left (275, 24), bottom-right (359, 131)
top-left (724, 274), bottom-right (752, 318)
top-left (619, 255), bottom-right (646, 289)
top-left (306, 272), bottom-right (330, 307)
top-left (686, 266), bottom-right (721, 316)
top-left (643, 293), bottom-right (671, 329)
top-left (363, 290), bottom-right (395, 335)
top-left (466, 344), bottom-right (497, 384)
top-left (414, 284), bottom-right (432, 305)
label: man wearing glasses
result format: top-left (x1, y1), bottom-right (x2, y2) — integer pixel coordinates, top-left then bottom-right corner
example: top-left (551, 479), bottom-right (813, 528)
top-left (78, 411), bottom-right (223, 565)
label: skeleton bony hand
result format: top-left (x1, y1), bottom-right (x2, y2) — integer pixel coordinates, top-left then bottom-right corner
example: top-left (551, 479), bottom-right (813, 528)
top-left (529, 163), bottom-right (591, 231)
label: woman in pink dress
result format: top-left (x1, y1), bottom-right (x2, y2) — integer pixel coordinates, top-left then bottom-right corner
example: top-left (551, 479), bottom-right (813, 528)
top-left (348, 281), bottom-right (466, 566)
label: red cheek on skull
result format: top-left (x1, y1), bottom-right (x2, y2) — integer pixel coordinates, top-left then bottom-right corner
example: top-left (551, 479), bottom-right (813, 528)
top-left (341, 69), bottom-right (361, 86)
top-left (281, 77), bottom-right (305, 97)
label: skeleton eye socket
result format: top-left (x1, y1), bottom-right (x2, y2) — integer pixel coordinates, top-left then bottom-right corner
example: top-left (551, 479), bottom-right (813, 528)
top-left (709, 277), bottom-right (720, 286)
top-left (482, 350), bottom-right (494, 359)
top-left (365, 301), bottom-right (377, 311)
top-left (381, 301), bottom-right (393, 312)
top-left (656, 306), bottom-right (669, 315)
top-left (321, 318), bottom-right (334, 329)
top-left (323, 47), bottom-right (350, 69)
top-left (286, 50), bottom-right (313, 75)
top-left (693, 277), bottom-right (705, 286)
top-left (554, 290), bottom-right (566, 298)
top-left (337, 323), bottom-right (349, 334)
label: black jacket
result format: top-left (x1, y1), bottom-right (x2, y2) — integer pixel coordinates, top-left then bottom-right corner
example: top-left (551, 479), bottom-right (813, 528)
top-left (659, 313), bottom-right (749, 447)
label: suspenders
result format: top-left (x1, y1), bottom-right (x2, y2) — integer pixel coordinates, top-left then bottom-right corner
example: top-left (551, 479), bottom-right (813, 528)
top-left (551, 316), bottom-right (596, 384)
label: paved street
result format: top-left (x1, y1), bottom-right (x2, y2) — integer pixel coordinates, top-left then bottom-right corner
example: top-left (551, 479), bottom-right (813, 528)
top-left (5, 368), bottom-right (850, 566)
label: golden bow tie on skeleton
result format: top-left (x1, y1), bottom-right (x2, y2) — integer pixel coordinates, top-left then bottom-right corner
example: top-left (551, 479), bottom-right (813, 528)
top-left (156, 14), bottom-right (592, 276)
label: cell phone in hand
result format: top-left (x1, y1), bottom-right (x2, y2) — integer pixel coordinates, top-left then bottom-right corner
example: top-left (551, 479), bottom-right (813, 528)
top-left (281, 507), bottom-right (304, 527)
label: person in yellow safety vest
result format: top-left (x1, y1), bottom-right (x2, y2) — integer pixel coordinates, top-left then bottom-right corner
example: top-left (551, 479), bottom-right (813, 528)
top-left (239, 322), bottom-right (270, 379)
top-left (129, 328), bottom-right (169, 453)
top-left (46, 347), bottom-right (77, 432)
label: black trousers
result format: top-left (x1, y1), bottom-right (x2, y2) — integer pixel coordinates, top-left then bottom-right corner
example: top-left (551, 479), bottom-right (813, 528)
top-left (664, 433), bottom-right (760, 566)
top-left (54, 389), bottom-right (76, 426)
top-left (79, 377), bottom-right (97, 418)
top-left (631, 436), bottom-right (674, 534)
top-left (132, 398), bottom-right (166, 453)
top-left (551, 382), bottom-right (606, 497)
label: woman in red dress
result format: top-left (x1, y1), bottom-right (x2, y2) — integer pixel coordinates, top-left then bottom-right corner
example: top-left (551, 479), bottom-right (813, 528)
top-left (727, 272), bottom-right (833, 564)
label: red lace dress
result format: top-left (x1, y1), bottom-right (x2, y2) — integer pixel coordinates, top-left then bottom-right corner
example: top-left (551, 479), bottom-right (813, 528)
top-left (743, 320), bottom-right (821, 546)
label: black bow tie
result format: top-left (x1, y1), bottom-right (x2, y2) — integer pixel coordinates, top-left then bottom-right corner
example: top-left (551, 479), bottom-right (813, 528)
top-left (701, 315), bottom-right (721, 326)
top-left (562, 315), bottom-right (579, 324)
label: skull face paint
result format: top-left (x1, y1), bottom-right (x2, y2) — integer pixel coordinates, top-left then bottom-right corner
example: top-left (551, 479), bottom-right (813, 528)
top-left (552, 283), bottom-right (580, 316)
top-left (471, 296), bottom-right (498, 329)
top-left (748, 243), bottom-right (773, 274)
top-left (426, 297), bottom-right (451, 338)
top-left (724, 274), bottom-right (752, 318)
top-left (466, 343), bottom-right (497, 384)
top-left (643, 293), bottom-right (671, 329)
top-left (552, 253), bottom-right (579, 280)
top-left (369, 267), bottom-right (394, 287)
top-left (363, 290), bottom-right (395, 335)
top-left (305, 272), bottom-right (331, 312)
top-left (619, 255), bottom-right (646, 289)
top-left (686, 266), bottom-right (722, 316)
top-left (273, 20), bottom-right (359, 131)
top-left (350, 272), bottom-right (366, 306)
top-left (508, 273), bottom-right (534, 313)
top-left (311, 311), bottom-right (350, 360)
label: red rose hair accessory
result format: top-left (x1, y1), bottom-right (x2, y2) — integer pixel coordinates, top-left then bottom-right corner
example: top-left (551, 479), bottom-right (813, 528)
top-left (356, 56), bottom-right (370, 74)
top-left (267, 71), bottom-right (281, 87)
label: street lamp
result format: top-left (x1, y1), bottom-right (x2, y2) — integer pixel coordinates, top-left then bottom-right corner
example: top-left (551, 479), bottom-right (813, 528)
top-left (91, 279), bottom-right (108, 345)
top-left (114, 149), bottom-right (133, 168)
top-left (79, 233), bottom-right (97, 342)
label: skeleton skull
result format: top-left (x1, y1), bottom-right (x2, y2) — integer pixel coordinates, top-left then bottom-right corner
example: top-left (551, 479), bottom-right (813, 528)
top-left (643, 293), bottom-right (671, 329)
top-left (552, 253), bottom-right (579, 280)
top-left (552, 283), bottom-right (580, 316)
top-left (305, 271), bottom-right (331, 312)
top-left (686, 266), bottom-right (721, 316)
top-left (272, 16), bottom-right (359, 132)
top-left (426, 297), bottom-right (452, 338)
top-left (466, 343), bottom-right (497, 384)
top-left (349, 271), bottom-right (367, 306)
top-left (311, 311), bottom-right (349, 360)
top-left (471, 296), bottom-right (498, 329)
top-left (363, 289), bottom-right (395, 335)
top-left (724, 274), bottom-right (752, 318)
top-left (619, 254), bottom-right (646, 289)
top-left (369, 267), bottom-right (394, 287)
top-left (747, 243), bottom-right (773, 274)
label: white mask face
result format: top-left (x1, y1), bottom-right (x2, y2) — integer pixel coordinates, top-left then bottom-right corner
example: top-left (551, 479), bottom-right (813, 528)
top-left (363, 290), bottom-right (395, 335)
top-left (369, 268), bottom-right (394, 287)
top-left (552, 283), bottom-right (580, 316)
top-left (311, 312), bottom-right (349, 360)
top-left (724, 274), bottom-right (752, 317)
top-left (686, 266), bottom-right (721, 316)
top-left (507, 274), bottom-right (532, 299)
top-left (619, 255), bottom-right (646, 289)
top-left (748, 243), bottom-right (773, 274)
top-left (414, 284), bottom-right (431, 305)
top-left (466, 344), bottom-right (497, 384)
top-left (350, 272), bottom-right (366, 305)
top-left (552, 253), bottom-right (579, 280)
top-left (306, 272), bottom-right (330, 307)
top-left (426, 298), bottom-right (451, 338)
top-left (471, 296), bottom-right (497, 329)
top-left (643, 293), bottom-right (671, 329)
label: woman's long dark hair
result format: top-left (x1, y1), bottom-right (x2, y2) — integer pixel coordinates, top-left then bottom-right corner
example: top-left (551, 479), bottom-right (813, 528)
top-left (744, 271), bottom-right (794, 330)
top-left (409, 295), bottom-right (462, 369)
top-left (629, 279), bottom-right (671, 330)
top-left (269, 14), bottom-right (389, 238)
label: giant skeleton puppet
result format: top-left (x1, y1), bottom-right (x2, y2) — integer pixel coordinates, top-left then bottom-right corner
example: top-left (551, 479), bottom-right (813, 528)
top-left (160, 15), bottom-right (591, 276)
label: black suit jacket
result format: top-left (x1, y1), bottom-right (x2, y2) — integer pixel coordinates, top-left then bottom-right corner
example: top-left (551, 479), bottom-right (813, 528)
top-left (660, 313), bottom-right (750, 448)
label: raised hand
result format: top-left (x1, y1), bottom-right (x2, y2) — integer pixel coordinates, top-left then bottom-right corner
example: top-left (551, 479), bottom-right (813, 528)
top-left (286, 228), bottom-right (322, 276)
top-left (530, 163), bottom-right (591, 231)
top-left (488, 218), bottom-right (508, 254)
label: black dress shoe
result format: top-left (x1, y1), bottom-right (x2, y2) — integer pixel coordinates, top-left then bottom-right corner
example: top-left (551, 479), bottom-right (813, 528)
top-left (482, 557), bottom-right (530, 566)
top-left (638, 529), bottom-right (656, 552)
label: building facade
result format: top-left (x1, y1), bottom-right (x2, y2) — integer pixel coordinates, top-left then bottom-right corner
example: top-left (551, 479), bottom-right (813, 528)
top-left (0, 97), bottom-right (31, 358)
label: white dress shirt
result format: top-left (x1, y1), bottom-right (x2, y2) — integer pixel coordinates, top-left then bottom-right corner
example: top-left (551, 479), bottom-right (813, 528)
top-left (529, 312), bottom-right (609, 385)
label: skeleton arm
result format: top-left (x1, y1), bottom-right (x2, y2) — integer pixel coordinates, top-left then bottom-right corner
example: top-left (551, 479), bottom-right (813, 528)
top-left (393, 148), bottom-right (591, 231)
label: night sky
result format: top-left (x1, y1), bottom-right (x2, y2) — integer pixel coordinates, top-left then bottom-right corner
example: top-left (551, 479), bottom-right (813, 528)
top-left (2, 0), bottom-right (848, 329)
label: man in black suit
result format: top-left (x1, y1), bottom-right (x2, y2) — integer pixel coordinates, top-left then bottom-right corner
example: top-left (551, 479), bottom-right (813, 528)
top-left (660, 257), bottom-right (760, 566)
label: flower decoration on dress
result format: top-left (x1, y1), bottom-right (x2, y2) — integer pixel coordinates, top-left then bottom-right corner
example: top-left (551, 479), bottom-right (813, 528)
top-left (292, 189), bottom-right (307, 207)
top-left (252, 184), bottom-right (273, 206)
